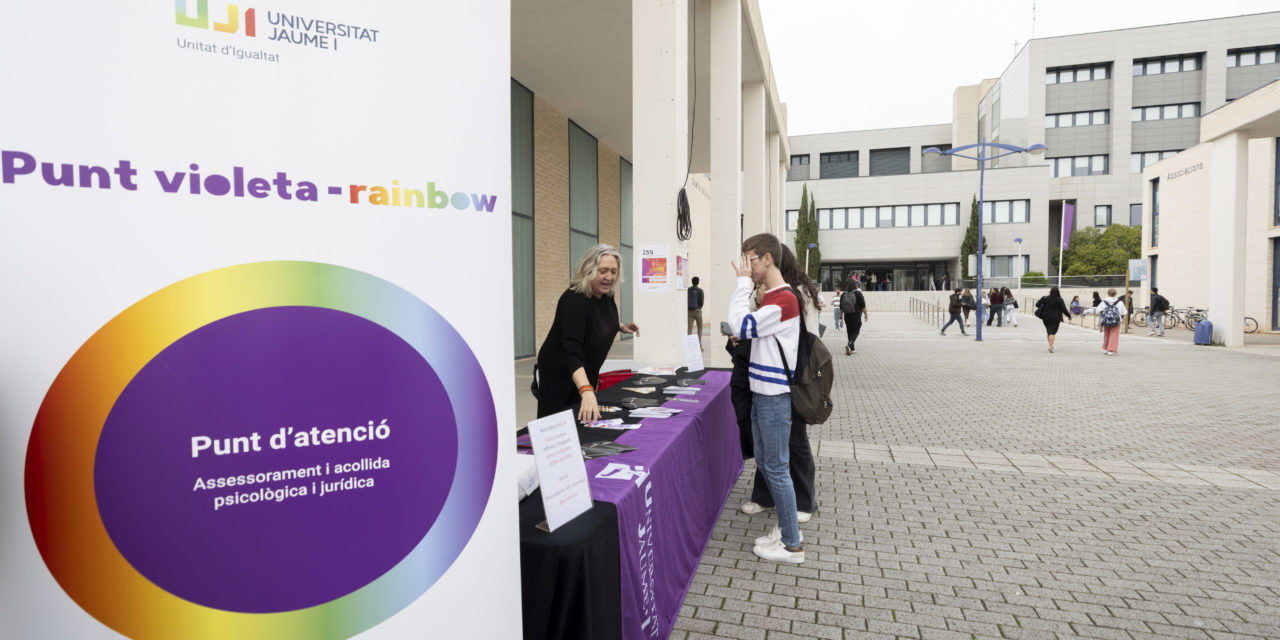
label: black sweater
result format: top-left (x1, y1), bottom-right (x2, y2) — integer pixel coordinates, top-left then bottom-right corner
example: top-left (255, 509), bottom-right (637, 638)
top-left (535, 288), bottom-right (620, 418)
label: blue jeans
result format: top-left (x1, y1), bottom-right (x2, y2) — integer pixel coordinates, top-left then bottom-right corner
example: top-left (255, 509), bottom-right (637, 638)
top-left (940, 312), bottom-right (965, 334)
top-left (751, 392), bottom-right (800, 547)
top-left (1147, 310), bottom-right (1165, 335)
top-left (833, 308), bottom-right (841, 330)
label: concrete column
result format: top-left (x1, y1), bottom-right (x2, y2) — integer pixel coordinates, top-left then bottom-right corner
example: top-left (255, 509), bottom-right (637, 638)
top-left (704, 0), bottom-right (742, 369)
top-left (767, 131), bottom-right (781, 233)
top-left (1207, 131), bottom-right (1249, 347)
top-left (631, 0), bottom-right (688, 367)
top-left (742, 81), bottom-right (767, 238)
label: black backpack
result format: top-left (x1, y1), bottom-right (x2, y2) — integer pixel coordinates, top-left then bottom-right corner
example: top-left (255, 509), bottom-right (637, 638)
top-left (773, 290), bottom-right (834, 424)
top-left (687, 287), bottom-right (702, 310)
top-left (840, 289), bottom-right (861, 314)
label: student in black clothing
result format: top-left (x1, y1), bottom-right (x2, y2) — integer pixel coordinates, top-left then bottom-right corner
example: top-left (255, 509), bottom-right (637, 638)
top-left (1035, 286), bottom-right (1072, 353)
top-left (535, 244), bottom-right (640, 421)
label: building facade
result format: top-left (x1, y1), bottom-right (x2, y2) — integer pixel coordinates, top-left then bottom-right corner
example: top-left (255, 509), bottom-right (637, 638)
top-left (786, 12), bottom-right (1280, 296)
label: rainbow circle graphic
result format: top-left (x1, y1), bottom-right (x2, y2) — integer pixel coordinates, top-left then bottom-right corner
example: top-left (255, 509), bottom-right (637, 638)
top-left (24, 261), bottom-right (498, 639)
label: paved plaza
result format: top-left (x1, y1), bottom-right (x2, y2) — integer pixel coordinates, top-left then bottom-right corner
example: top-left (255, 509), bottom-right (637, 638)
top-left (671, 312), bottom-right (1280, 639)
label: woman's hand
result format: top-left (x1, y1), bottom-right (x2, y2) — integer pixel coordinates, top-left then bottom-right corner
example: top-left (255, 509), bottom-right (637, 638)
top-left (577, 390), bottom-right (600, 423)
top-left (620, 322), bottom-right (640, 337)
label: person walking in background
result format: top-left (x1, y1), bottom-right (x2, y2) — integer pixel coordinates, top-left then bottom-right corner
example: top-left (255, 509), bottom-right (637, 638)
top-left (1096, 288), bottom-right (1127, 355)
top-left (940, 288), bottom-right (968, 336)
top-left (687, 276), bottom-right (705, 348)
top-left (1035, 287), bottom-right (1071, 353)
top-left (841, 280), bottom-right (868, 355)
top-left (1147, 287), bottom-right (1170, 336)
top-left (726, 233), bottom-right (805, 564)
top-left (961, 288), bottom-right (976, 326)
top-left (986, 287), bottom-right (1004, 327)
top-left (1002, 286), bottom-right (1018, 327)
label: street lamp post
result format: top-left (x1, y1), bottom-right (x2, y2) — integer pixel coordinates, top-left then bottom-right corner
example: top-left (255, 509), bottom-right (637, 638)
top-left (1014, 236), bottom-right (1023, 302)
top-left (923, 141), bottom-right (1046, 342)
top-left (804, 242), bottom-right (818, 281)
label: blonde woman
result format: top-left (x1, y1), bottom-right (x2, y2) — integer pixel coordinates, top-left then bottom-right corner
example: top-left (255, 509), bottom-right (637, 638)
top-left (535, 244), bottom-right (640, 421)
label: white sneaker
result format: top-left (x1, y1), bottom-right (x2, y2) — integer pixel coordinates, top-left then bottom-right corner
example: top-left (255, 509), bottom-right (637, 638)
top-left (1147, 332), bottom-right (1156, 336)
top-left (740, 501), bottom-right (767, 515)
top-left (754, 525), bottom-right (803, 546)
top-left (797, 511), bottom-right (812, 524)
top-left (753, 539), bottom-right (804, 564)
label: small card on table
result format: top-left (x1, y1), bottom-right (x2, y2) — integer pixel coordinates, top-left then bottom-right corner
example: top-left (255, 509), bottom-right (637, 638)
top-left (526, 410), bottom-right (593, 532)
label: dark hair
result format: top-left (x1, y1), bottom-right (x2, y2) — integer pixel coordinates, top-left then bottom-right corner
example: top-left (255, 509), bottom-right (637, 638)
top-left (776, 244), bottom-right (823, 311)
top-left (1151, 287), bottom-right (1158, 294)
top-left (691, 276), bottom-right (699, 286)
top-left (1049, 287), bottom-right (1062, 299)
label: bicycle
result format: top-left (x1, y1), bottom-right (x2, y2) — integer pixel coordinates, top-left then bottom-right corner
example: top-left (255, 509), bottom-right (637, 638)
top-left (1131, 306), bottom-right (1147, 326)
top-left (1245, 316), bottom-right (1259, 333)
top-left (1182, 308), bottom-right (1208, 331)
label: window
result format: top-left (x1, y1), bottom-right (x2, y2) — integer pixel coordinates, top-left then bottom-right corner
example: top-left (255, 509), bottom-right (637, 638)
top-left (1048, 155), bottom-right (1108, 177)
top-left (944, 203), bottom-right (959, 225)
top-left (878, 206), bottom-right (893, 228)
top-left (828, 202), bottom-right (960, 229)
top-left (1275, 138), bottom-right (1280, 226)
top-left (786, 209), bottom-right (798, 231)
top-left (1228, 46), bottom-right (1280, 67)
top-left (926, 204), bottom-right (941, 226)
top-left (1131, 150), bottom-right (1182, 173)
top-left (819, 151), bottom-right (858, 179)
top-left (790, 155), bottom-right (809, 166)
top-left (1133, 54), bottom-right (1202, 75)
top-left (818, 208), bottom-right (831, 230)
top-left (1131, 102), bottom-right (1199, 121)
top-left (869, 148), bottom-right (910, 176)
top-left (1094, 205), bottom-right (1112, 227)
top-left (1046, 63), bottom-right (1108, 84)
top-left (1130, 203), bottom-right (1142, 226)
top-left (788, 154), bottom-right (810, 181)
top-left (980, 199), bottom-right (1031, 224)
top-left (1045, 110), bottom-right (1109, 129)
top-left (511, 80), bottom-right (536, 358)
top-left (847, 208), bottom-right (862, 229)
top-left (893, 205), bottom-right (909, 227)
top-left (568, 121), bottom-right (599, 277)
top-left (619, 159), bottom-right (634, 341)
top-left (910, 205), bottom-right (925, 227)
top-left (831, 208), bottom-right (846, 229)
top-left (1151, 178), bottom-right (1160, 247)
top-left (987, 255), bottom-right (1029, 278)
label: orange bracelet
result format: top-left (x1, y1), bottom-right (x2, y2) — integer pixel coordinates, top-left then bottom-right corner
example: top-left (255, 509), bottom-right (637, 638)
top-left (578, 385), bottom-right (594, 396)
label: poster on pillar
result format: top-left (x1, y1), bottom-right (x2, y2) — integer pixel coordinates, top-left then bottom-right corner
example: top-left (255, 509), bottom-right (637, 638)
top-left (676, 254), bottom-right (688, 290)
top-left (0, 2), bottom-right (520, 639)
top-left (638, 245), bottom-right (671, 293)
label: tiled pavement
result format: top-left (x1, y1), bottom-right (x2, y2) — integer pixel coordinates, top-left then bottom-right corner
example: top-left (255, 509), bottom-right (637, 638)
top-left (673, 312), bottom-right (1280, 639)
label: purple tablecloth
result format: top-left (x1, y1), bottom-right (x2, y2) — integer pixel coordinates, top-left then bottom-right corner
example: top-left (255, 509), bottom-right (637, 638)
top-left (584, 370), bottom-right (743, 640)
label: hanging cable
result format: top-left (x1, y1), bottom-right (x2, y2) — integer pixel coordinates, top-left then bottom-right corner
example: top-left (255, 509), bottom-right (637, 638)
top-left (676, 11), bottom-right (696, 242)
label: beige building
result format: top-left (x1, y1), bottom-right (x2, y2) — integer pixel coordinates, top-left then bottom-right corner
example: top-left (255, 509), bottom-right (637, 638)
top-left (1140, 79), bottom-right (1280, 346)
top-left (786, 12), bottom-right (1280, 296)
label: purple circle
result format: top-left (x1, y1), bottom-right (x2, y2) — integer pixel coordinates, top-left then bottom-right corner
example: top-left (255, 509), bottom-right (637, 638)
top-left (204, 174), bottom-right (232, 196)
top-left (94, 306), bottom-right (457, 613)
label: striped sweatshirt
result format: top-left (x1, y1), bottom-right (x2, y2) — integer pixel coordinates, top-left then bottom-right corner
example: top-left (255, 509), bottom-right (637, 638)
top-left (727, 277), bottom-right (800, 396)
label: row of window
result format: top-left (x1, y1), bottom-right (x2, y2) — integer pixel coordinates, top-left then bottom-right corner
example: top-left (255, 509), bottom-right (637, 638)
top-left (1131, 102), bottom-right (1199, 122)
top-left (786, 203), bottom-right (961, 231)
top-left (1045, 110), bottom-right (1108, 128)
top-left (1047, 155), bottom-right (1109, 178)
top-left (1046, 64), bottom-right (1109, 84)
top-left (1132, 55), bottom-right (1199, 76)
top-left (1131, 150), bottom-right (1180, 174)
top-left (980, 200), bottom-right (1032, 225)
top-left (1227, 46), bottom-right (1279, 67)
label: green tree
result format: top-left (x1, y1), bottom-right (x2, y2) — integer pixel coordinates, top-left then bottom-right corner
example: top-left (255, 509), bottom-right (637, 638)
top-left (958, 195), bottom-right (987, 280)
top-left (1060, 225), bottom-right (1142, 275)
top-left (794, 184), bottom-right (821, 281)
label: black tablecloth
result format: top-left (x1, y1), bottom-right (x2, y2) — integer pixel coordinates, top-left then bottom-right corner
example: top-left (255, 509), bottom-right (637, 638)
top-left (519, 371), bottom-right (727, 640)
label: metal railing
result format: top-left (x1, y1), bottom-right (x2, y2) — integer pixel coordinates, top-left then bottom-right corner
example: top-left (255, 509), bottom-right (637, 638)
top-left (909, 297), bottom-right (947, 327)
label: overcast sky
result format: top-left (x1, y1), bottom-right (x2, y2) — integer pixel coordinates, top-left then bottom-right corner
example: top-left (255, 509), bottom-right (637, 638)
top-left (757, 0), bottom-right (1280, 136)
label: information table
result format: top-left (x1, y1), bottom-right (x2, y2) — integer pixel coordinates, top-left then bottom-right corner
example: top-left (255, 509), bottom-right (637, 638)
top-left (519, 370), bottom-right (742, 640)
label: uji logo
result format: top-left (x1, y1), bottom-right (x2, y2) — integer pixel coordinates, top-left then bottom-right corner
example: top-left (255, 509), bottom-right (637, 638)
top-left (175, 0), bottom-right (256, 37)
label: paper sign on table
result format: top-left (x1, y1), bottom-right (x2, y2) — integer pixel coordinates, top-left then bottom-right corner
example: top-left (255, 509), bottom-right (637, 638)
top-left (683, 334), bottom-right (704, 372)
top-left (526, 410), bottom-right (593, 532)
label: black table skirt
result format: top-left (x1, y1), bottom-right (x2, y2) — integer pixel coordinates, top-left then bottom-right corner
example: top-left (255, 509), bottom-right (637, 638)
top-left (519, 491), bottom-right (620, 640)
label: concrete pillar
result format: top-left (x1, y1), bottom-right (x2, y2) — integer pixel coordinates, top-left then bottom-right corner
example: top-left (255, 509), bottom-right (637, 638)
top-left (704, 0), bottom-right (742, 369)
top-left (1207, 131), bottom-right (1249, 347)
top-left (631, 0), bottom-right (688, 367)
top-left (743, 82), bottom-right (767, 238)
top-left (767, 131), bottom-right (781, 233)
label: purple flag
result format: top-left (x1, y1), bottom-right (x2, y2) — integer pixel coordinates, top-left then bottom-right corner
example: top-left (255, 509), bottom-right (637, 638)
top-left (1062, 203), bottom-right (1075, 250)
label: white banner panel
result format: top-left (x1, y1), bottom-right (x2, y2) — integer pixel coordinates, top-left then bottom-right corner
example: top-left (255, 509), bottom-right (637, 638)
top-left (0, 1), bottom-right (519, 638)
